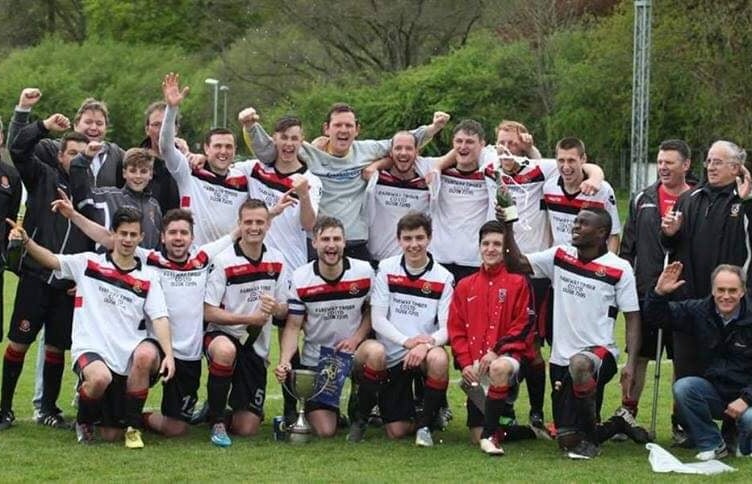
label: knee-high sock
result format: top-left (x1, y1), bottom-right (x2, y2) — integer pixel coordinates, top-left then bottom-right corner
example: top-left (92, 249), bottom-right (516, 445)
top-left (482, 385), bottom-right (512, 439)
top-left (207, 361), bottom-right (233, 424)
top-left (41, 350), bottom-right (65, 414)
top-left (76, 386), bottom-right (102, 424)
top-left (573, 377), bottom-right (598, 441)
top-left (418, 376), bottom-right (448, 429)
top-left (282, 350), bottom-right (301, 419)
top-left (356, 365), bottom-right (386, 423)
top-left (125, 388), bottom-right (149, 429)
top-left (1, 346), bottom-right (26, 412)
top-left (526, 360), bottom-right (546, 417)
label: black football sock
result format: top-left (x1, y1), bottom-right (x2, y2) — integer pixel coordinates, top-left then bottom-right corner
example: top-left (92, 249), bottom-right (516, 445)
top-left (481, 385), bottom-right (511, 439)
top-left (418, 377), bottom-right (448, 429)
top-left (40, 349), bottom-right (65, 414)
top-left (207, 361), bottom-right (233, 424)
top-left (1, 346), bottom-right (26, 412)
top-left (526, 360), bottom-right (546, 417)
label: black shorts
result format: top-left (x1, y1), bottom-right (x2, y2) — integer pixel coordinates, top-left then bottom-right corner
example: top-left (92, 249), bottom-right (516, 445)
top-left (549, 347), bottom-right (617, 429)
top-left (161, 358), bottom-right (201, 421)
top-left (344, 241), bottom-right (371, 262)
top-left (204, 331), bottom-right (267, 418)
top-left (73, 352), bottom-right (128, 429)
top-left (8, 275), bottom-right (73, 349)
top-left (378, 364), bottom-right (418, 424)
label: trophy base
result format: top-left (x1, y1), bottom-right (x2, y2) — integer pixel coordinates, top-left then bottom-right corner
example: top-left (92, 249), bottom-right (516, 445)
top-left (500, 205), bottom-right (519, 223)
top-left (288, 430), bottom-right (313, 444)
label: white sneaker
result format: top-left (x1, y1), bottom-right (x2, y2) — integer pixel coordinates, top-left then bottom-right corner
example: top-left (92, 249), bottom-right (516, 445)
top-left (415, 426), bottom-right (434, 447)
top-left (479, 436), bottom-right (505, 456)
top-left (695, 443), bottom-right (728, 461)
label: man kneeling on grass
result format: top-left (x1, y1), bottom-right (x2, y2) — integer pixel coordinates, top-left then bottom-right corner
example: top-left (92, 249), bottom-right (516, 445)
top-left (501, 207), bottom-right (650, 459)
top-left (646, 262), bottom-right (752, 460)
top-left (449, 221), bottom-right (551, 456)
top-left (7, 207), bottom-right (175, 448)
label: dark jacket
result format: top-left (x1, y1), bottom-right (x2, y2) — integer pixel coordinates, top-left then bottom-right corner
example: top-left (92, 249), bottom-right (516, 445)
top-left (133, 137), bottom-right (180, 213)
top-left (662, 183), bottom-right (752, 298)
top-left (645, 290), bottom-right (752, 405)
top-left (7, 108), bottom-right (124, 187)
top-left (70, 153), bottom-right (163, 249)
top-left (0, 159), bottom-right (22, 263)
top-left (620, 181), bottom-right (685, 294)
top-left (9, 121), bottom-right (92, 288)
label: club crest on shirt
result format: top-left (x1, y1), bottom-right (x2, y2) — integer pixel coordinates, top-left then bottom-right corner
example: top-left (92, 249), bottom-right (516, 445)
top-left (595, 268), bottom-right (607, 278)
top-left (498, 288), bottom-right (507, 303)
top-left (133, 281), bottom-right (143, 294)
top-left (731, 203), bottom-right (741, 217)
top-left (421, 282), bottom-right (432, 295)
top-left (0, 176), bottom-right (9, 189)
top-left (349, 283), bottom-right (360, 295)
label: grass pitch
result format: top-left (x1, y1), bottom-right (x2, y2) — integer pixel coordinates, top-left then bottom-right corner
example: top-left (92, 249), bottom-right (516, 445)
top-left (0, 272), bottom-right (749, 483)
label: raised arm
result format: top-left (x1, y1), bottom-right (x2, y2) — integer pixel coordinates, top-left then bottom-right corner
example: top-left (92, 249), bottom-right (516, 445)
top-left (51, 189), bottom-right (113, 249)
top-left (5, 218), bottom-right (60, 271)
top-left (159, 73), bottom-right (191, 180)
top-left (6, 88), bottom-right (42, 148)
top-left (500, 217), bottom-right (533, 274)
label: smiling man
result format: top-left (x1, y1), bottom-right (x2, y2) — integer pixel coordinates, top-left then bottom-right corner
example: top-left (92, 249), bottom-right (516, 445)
top-left (356, 212), bottom-right (453, 446)
top-left (501, 207), bottom-right (649, 459)
top-left (243, 104), bottom-right (447, 260)
top-left (203, 199), bottom-right (289, 447)
top-left (365, 131), bottom-right (432, 262)
top-left (620, 139), bottom-right (693, 436)
top-left (275, 216), bottom-right (375, 439)
top-left (646, 262), bottom-right (752, 460)
top-left (542, 137), bottom-right (621, 253)
top-left (448, 220), bottom-right (541, 455)
top-left (160, 73), bottom-right (249, 246)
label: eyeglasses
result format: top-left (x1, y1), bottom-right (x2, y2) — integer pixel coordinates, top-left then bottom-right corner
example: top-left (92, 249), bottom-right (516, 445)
top-left (703, 158), bottom-right (737, 168)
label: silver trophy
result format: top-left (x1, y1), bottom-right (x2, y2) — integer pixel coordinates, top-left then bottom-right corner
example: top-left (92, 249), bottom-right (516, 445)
top-left (282, 369), bottom-right (318, 443)
top-left (282, 367), bottom-right (340, 444)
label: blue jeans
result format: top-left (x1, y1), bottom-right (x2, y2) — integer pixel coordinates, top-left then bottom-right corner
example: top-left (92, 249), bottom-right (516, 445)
top-left (673, 376), bottom-right (752, 453)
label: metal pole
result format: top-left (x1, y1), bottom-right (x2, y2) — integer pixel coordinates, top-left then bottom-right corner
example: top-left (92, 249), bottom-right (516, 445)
top-left (205, 78), bottom-right (219, 128)
top-left (220, 85), bottom-right (230, 128)
top-left (630, 0), bottom-right (652, 196)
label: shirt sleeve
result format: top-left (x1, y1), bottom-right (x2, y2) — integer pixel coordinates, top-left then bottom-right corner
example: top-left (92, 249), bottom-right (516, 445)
top-left (144, 274), bottom-right (169, 320)
top-left (539, 159), bottom-right (559, 179)
top-left (53, 253), bottom-right (86, 282)
top-left (430, 273), bottom-right (454, 346)
top-left (204, 260), bottom-right (227, 307)
top-left (615, 264), bottom-right (640, 313)
top-left (604, 183), bottom-right (622, 235)
top-left (276, 262), bottom-right (292, 302)
top-left (159, 106), bottom-right (191, 186)
top-left (287, 275), bottom-right (306, 316)
top-left (200, 235), bottom-right (234, 261)
top-left (526, 246), bottom-right (558, 280)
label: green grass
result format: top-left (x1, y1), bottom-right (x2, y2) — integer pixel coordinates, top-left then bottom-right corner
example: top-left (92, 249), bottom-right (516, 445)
top-left (1, 267), bottom-right (750, 482)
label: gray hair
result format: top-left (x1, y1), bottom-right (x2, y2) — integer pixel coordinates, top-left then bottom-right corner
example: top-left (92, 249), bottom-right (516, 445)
top-left (711, 264), bottom-right (746, 288)
top-left (711, 140), bottom-right (747, 165)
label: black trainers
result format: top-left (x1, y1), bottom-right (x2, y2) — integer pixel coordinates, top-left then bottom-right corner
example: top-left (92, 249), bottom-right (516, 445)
top-left (613, 407), bottom-right (651, 444)
top-left (36, 411), bottom-right (72, 430)
top-left (0, 409), bottom-right (15, 430)
top-left (346, 419), bottom-right (367, 443)
top-left (567, 440), bottom-right (601, 460)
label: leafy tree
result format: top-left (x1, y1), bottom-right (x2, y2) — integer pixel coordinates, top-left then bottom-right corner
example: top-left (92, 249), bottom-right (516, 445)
top-left (0, 0), bottom-right (86, 54)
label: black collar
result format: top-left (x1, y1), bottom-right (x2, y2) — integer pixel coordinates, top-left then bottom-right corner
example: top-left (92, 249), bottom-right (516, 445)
top-left (106, 251), bottom-right (142, 273)
top-left (234, 241), bottom-right (266, 264)
top-left (314, 256), bottom-right (351, 285)
top-left (400, 253), bottom-right (434, 280)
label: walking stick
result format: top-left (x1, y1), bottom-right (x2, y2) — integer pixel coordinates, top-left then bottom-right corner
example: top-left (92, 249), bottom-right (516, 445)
top-left (649, 253), bottom-right (670, 439)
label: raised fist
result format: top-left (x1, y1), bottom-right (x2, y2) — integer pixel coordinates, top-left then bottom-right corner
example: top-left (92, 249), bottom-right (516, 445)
top-left (238, 107), bottom-right (259, 128)
top-left (85, 141), bottom-right (103, 158)
top-left (432, 111), bottom-right (450, 130)
top-left (18, 88), bottom-right (42, 109)
top-left (43, 114), bottom-right (70, 132)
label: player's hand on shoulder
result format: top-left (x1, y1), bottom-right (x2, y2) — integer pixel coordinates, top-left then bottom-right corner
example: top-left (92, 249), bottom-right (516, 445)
top-left (579, 178), bottom-right (601, 196)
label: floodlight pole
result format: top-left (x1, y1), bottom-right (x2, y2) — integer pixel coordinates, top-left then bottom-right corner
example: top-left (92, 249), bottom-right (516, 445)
top-left (220, 85), bottom-right (230, 128)
top-left (205, 78), bottom-right (219, 129)
top-left (630, 0), bottom-right (652, 196)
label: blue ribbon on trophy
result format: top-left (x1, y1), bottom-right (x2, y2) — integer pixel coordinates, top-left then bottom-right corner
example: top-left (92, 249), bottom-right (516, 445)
top-left (309, 346), bottom-right (353, 408)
